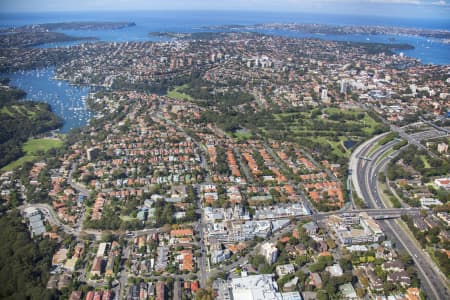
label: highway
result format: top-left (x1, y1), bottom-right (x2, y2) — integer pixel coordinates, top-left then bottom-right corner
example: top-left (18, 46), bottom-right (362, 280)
top-left (350, 128), bottom-right (450, 300)
top-left (349, 131), bottom-right (391, 208)
top-left (19, 119), bottom-right (449, 294)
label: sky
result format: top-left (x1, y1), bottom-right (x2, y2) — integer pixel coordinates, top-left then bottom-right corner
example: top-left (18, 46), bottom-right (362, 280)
top-left (1, 0), bottom-right (449, 18)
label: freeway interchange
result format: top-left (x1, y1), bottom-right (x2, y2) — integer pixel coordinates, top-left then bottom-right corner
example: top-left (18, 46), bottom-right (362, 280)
top-left (19, 120), bottom-right (449, 298)
top-left (350, 124), bottom-right (450, 300)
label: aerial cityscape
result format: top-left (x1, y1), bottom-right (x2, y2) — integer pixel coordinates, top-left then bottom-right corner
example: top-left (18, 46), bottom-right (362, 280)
top-left (0, 1), bottom-right (449, 300)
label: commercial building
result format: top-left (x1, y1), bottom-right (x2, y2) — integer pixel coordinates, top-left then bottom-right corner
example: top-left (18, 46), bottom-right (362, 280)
top-left (420, 197), bottom-right (443, 208)
top-left (23, 207), bottom-right (46, 237)
top-left (229, 275), bottom-right (302, 300)
top-left (329, 213), bottom-right (384, 246)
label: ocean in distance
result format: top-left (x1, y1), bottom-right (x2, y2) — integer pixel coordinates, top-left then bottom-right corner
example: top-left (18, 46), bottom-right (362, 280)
top-left (1, 11), bottom-right (449, 132)
top-left (1, 11), bottom-right (450, 64)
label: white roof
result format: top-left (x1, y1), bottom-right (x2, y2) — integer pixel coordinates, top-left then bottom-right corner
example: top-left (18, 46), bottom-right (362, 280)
top-left (96, 242), bottom-right (108, 257)
top-left (231, 275), bottom-right (282, 300)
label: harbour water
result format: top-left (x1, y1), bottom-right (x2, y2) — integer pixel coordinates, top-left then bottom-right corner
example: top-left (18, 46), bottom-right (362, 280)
top-left (1, 11), bottom-right (449, 65)
top-left (1, 11), bottom-right (449, 132)
top-left (3, 68), bottom-right (91, 133)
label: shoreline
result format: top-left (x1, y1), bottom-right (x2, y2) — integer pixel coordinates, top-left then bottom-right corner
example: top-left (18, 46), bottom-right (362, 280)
top-left (1, 68), bottom-right (92, 133)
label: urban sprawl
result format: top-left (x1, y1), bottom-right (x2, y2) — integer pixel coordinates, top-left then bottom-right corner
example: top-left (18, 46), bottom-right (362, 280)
top-left (0, 26), bottom-right (449, 300)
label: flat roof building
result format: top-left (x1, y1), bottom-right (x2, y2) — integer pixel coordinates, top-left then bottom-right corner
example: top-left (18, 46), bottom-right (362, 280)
top-left (229, 275), bottom-right (302, 300)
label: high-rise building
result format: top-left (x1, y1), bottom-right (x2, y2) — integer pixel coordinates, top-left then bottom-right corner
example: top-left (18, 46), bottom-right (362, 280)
top-left (87, 147), bottom-right (100, 161)
top-left (437, 143), bottom-right (448, 154)
top-left (321, 89), bottom-right (328, 102)
top-left (260, 242), bottom-right (278, 265)
top-left (340, 80), bottom-right (348, 94)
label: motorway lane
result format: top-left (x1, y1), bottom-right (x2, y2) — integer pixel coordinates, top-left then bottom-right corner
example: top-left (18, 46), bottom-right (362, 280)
top-left (350, 124), bottom-right (448, 208)
top-left (349, 132), bottom-right (390, 207)
top-left (390, 125), bottom-right (440, 159)
top-left (380, 219), bottom-right (450, 300)
top-left (353, 137), bottom-right (399, 209)
top-left (367, 159), bottom-right (449, 299)
top-left (365, 142), bottom-right (400, 207)
top-left (353, 134), bottom-right (449, 300)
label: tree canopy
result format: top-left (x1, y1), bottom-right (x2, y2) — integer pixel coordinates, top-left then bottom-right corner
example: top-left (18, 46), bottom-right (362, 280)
top-left (0, 210), bottom-right (59, 300)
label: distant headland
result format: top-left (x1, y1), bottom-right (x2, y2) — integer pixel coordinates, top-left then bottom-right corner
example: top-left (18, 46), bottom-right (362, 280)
top-left (1, 21), bottom-right (136, 33)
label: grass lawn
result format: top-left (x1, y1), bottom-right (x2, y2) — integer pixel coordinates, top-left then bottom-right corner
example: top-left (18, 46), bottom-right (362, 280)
top-left (360, 114), bottom-right (379, 135)
top-left (376, 148), bottom-right (395, 164)
top-left (271, 109), bottom-right (381, 159)
top-left (23, 138), bottom-right (63, 153)
top-left (324, 107), bottom-right (378, 135)
top-left (233, 129), bottom-right (252, 140)
top-left (167, 84), bottom-right (193, 101)
top-left (1, 138), bottom-right (63, 171)
top-left (378, 182), bottom-right (393, 208)
top-left (323, 107), bottom-right (357, 115)
top-left (367, 142), bottom-right (381, 157)
top-left (274, 111), bottom-right (309, 120)
top-left (259, 107), bottom-right (382, 161)
top-left (344, 115), bottom-right (379, 135)
top-left (0, 106), bottom-right (13, 116)
top-left (1, 105), bottom-right (37, 117)
top-left (2, 156), bottom-right (38, 172)
top-left (323, 107), bottom-right (365, 117)
top-left (420, 155), bottom-right (431, 168)
top-left (314, 136), bottom-right (347, 158)
top-left (119, 215), bottom-right (137, 221)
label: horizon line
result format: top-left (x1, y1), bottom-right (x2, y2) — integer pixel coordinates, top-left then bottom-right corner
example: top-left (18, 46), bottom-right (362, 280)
top-left (0, 9), bottom-right (449, 20)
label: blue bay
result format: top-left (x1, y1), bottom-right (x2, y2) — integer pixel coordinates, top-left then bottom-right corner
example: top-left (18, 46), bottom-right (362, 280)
top-left (1, 11), bottom-right (449, 132)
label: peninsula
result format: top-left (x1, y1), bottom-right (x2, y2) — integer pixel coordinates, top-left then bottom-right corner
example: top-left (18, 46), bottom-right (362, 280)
top-left (0, 18), bottom-right (449, 300)
top-left (206, 22), bottom-right (450, 42)
top-left (2, 21), bottom-right (137, 33)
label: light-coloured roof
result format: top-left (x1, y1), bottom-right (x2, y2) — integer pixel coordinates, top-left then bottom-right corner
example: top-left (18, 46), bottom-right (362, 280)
top-left (231, 275), bottom-right (282, 300)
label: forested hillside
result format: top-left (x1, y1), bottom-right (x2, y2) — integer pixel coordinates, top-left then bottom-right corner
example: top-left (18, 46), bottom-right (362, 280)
top-left (0, 80), bottom-right (62, 168)
top-left (0, 210), bottom-right (59, 300)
